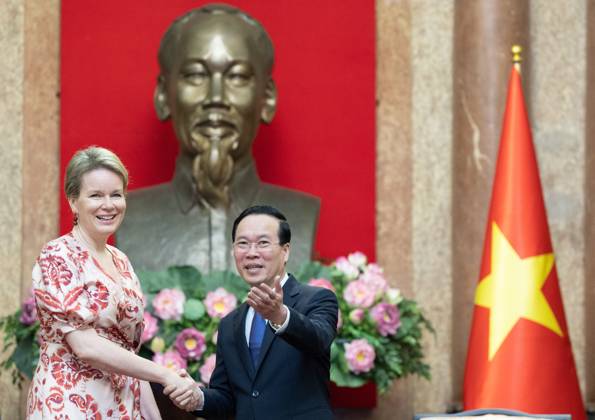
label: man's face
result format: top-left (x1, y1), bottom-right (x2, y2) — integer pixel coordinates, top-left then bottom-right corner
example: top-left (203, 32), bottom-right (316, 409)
top-left (161, 14), bottom-right (274, 170)
top-left (232, 214), bottom-right (289, 287)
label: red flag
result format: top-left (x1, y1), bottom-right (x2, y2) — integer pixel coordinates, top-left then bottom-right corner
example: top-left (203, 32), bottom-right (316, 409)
top-left (463, 65), bottom-right (585, 419)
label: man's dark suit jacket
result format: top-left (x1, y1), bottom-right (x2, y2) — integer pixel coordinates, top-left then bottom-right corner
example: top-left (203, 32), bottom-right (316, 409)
top-left (196, 275), bottom-right (338, 420)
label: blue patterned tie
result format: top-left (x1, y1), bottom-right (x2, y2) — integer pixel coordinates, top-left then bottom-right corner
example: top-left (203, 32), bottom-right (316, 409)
top-left (249, 312), bottom-right (266, 367)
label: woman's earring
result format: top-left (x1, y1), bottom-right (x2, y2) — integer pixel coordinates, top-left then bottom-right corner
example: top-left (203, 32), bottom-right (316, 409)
top-left (73, 213), bottom-right (79, 226)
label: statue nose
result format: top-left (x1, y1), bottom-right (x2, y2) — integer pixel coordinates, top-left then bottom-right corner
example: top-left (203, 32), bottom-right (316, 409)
top-left (206, 74), bottom-right (224, 105)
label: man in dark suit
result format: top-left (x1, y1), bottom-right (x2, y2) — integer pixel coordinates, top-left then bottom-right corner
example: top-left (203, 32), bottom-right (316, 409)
top-left (166, 205), bottom-right (338, 419)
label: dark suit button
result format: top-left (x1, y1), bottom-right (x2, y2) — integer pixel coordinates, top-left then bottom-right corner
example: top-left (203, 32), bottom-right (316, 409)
top-left (252, 390), bottom-right (259, 398)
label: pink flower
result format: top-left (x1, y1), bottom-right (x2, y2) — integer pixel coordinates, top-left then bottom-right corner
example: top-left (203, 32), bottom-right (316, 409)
top-left (334, 256), bottom-right (360, 280)
top-left (347, 251), bottom-right (367, 268)
top-left (359, 267), bottom-right (387, 297)
top-left (344, 339), bottom-right (375, 374)
top-left (153, 350), bottom-right (187, 371)
top-left (174, 328), bottom-right (206, 360)
top-left (370, 302), bottom-right (401, 336)
top-left (343, 279), bottom-right (376, 308)
top-left (152, 288), bottom-right (185, 320)
top-left (204, 288), bottom-right (237, 318)
top-left (348, 308), bottom-right (365, 325)
top-left (365, 263), bottom-right (383, 276)
top-left (20, 296), bottom-right (37, 325)
top-left (141, 312), bottom-right (158, 343)
top-left (199, 353), bottom-right (217, 384)
top-left (308, 278), bottom-right (336, 292)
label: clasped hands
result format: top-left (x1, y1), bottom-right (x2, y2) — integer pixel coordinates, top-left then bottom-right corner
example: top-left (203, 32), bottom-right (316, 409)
top-left (163, 369), bottom-right (202, 412)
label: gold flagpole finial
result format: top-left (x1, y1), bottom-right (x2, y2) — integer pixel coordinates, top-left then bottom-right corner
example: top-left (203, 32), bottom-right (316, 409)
top-left (512, 45), bottom-right (522, 72)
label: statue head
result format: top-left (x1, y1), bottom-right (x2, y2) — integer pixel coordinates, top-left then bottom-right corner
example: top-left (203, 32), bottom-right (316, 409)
top-left (154, 4), bottom-right (277, 207)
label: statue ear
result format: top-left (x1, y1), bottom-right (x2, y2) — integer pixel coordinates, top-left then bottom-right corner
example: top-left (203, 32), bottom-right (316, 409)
top-left (154, 75), bottom-right (170, 121)
top-left (260, 79), bottom-right (277, 124)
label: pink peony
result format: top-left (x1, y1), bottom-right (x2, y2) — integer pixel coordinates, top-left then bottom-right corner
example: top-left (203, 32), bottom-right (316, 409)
top-left (308, 278), bottom-right (336, 292)
top-left (152, 288), bottom-right (185, 320)
top-left (199, 354), bottom-right (217, 384)
top-left (359, 267), bottom-right (388, 298)
top-left (141, 312), bottom-right (158, 343)
top-left (174, 328), bottom-right (206, 360)
top-left (20, 296), bottom-right (37, 325)
top-left (343, 279), bottom-right (376, 308)
top-left (347, 251), bottom-right (367, 268)
top-left (348, 308), bottom-right (365, 325)
top-left (334, 256), bottom-right (360, 280)
top-left (344, 339), bottom-right (375, 374)
top-left (204, 288), bottom-right (237, 318)
top-left (153, 350), bottom-right (187, 371)
top-left (370, 302), bottom-right (401, 336)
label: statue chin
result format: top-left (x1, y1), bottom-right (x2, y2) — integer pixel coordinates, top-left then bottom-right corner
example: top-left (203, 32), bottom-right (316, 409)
top-left (191, 148), bottom-right (235, 209)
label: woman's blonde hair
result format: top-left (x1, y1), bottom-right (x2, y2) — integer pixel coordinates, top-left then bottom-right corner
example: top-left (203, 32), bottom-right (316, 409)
top-left (64, 146), bottom-right (129, 199)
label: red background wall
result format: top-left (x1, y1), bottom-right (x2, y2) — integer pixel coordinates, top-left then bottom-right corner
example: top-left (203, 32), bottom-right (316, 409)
top-left (60, 0), bottom-right (376, 261)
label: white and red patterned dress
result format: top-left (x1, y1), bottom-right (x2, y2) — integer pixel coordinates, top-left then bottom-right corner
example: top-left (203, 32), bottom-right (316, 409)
top-left (26, 232), bottom-right (146, 419)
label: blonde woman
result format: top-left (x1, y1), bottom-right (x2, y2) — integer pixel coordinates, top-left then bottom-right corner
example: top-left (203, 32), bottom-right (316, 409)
top-left (26, 147), bottom-right (198, 419)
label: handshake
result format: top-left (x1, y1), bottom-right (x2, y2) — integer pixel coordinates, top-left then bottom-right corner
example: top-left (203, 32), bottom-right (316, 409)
top-left (161, 368), bottom-right (203, 412)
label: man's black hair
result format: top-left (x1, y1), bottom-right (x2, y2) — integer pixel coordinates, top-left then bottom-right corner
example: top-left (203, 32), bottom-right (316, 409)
top-left (232, 205), bottom-right (291, 245)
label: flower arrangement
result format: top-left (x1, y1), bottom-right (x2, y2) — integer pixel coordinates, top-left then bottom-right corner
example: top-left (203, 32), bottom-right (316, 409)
top-left (298, 252), bottom-right (433, 393)
top-left (0, 253), bottom-right (432, 395)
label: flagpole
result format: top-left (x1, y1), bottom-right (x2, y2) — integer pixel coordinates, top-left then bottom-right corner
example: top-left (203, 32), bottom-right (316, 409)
top-left (511, 44), bottom-right (522, 73)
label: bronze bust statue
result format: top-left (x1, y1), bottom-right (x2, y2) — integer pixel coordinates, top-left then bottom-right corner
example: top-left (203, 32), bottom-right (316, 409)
top-left (117, 4), bottom-right (320, 273)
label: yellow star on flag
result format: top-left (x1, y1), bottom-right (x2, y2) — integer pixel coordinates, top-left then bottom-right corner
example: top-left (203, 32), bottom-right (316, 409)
top-left (475, 222), bottom-right (563, 360)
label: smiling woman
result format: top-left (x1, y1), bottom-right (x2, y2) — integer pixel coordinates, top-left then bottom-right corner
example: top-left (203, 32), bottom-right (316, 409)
top-left (24, 146), bottom-right (199, 419)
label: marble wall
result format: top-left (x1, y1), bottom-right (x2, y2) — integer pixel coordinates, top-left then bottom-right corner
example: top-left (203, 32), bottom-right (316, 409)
top-left (0, 0), bottom-right (59, 418)
top-left (0, 0), bottom-right (592, 419)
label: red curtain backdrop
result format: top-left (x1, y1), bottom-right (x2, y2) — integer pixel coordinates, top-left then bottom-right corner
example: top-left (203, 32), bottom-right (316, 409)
top-left (60, 0), bottom-right (376, 261)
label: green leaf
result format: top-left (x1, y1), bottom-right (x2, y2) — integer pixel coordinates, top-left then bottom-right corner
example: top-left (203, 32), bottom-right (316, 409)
top-left (11, 334), bottom-right (37, 380)
top-left (184, 299), bottom-right (205, 321)
top-left (137, 266), bottom-right (203, 299)
top-left (330, 363), bottom-right (367, 387)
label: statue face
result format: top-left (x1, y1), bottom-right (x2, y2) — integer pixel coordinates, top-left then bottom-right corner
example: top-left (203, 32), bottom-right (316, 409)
top-left (157, 14), bottom-right (276, 169)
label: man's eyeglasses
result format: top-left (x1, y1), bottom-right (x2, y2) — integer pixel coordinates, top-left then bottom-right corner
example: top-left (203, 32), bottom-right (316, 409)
top-left (233, 240), bottom-right (279, 252)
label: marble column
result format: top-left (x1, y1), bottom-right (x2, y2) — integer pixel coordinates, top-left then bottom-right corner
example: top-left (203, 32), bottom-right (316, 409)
top-left (375, 0), bottom-right (415, 418)
top-left (451, 0), bottom-right (530, 406)
top-left (0, 1), bottom-right (25, 418)
top-left (0, 0), bottom-right (59, 418)
top-left (583, 0), bottom-right (595, 410)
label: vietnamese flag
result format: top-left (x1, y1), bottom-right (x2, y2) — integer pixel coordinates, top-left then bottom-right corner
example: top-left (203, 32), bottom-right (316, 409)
top-left (463, 64), bottom-right (585, 419)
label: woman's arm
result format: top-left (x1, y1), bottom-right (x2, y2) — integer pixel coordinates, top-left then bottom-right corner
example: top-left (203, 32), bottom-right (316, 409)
top-left (66, 328), bottom-right (195, 405)
top-left (140, 380), bottom-right (162, 420)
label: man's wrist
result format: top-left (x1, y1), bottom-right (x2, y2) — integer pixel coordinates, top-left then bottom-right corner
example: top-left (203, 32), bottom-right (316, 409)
top-left (269, 306), bottom-right (288, 327)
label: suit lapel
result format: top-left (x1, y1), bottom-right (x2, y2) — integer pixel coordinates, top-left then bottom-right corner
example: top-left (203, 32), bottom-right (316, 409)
top-left (233, 302), bottom-right (256, 379)
top-left (254, 275), bottom-right (301, 374)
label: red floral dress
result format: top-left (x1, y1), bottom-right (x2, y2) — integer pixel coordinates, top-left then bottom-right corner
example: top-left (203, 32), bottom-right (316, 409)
top-left (26, 232), bottom-right (146, 419)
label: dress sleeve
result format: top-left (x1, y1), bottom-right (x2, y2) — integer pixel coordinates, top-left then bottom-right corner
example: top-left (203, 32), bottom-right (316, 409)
top-left (33, 243), bottom-right (100, 340)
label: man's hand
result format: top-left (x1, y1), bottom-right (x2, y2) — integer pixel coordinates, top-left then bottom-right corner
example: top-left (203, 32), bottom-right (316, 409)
top-left (163, 369), bottom-right (202, 411)
top-left (246, 275), bottom-right (287, 325)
